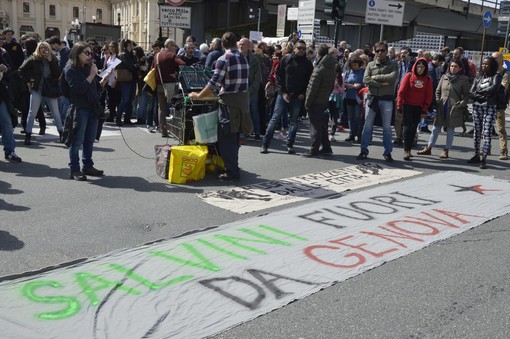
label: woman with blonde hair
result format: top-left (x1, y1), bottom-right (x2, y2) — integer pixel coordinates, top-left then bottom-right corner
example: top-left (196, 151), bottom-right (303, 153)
top-left (18, 41), bottom-right (63, 145)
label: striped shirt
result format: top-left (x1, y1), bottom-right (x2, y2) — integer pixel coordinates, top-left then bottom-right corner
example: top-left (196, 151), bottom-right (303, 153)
top-left (208, 48), bottom-right (249, 95)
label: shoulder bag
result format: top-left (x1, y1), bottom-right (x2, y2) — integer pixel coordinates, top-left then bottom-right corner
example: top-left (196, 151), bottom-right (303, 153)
top-left (115, 68), bottom-right (133, 82)
top-left (156, 53), bottom-right (177, 103)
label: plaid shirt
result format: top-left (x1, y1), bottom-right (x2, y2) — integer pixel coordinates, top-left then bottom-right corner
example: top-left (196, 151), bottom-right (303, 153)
top-left (208, 48), bottom-right (249, 95)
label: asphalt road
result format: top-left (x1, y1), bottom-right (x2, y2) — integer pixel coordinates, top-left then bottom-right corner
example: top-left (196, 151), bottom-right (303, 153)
top-left (1, 116), bottom-right (509, 338)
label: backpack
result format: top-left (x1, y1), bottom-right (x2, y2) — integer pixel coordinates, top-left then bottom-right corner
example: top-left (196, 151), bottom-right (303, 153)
top-left (505, 82), bottom-right (510, 107)
top-left (497, 70), bottom-right (509, 109)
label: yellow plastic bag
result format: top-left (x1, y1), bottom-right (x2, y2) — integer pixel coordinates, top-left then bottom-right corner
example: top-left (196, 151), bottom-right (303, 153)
top-left (168, 145), bottom-right (208, 184)
top-left (206, 153), bottom-right (225, 173)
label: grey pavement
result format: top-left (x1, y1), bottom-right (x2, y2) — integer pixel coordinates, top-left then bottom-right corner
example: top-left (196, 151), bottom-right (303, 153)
top-left (1, 116), bottom-right (510, 338)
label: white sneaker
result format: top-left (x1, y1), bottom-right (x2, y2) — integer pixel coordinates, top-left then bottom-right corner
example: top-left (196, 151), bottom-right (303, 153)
top-left (274, 131), bottom-right (286, 140)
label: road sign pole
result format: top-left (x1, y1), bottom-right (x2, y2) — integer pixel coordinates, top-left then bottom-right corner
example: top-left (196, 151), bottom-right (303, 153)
top-left (380, 24), bottom-right (384, 41)
top-left (480, 27), bottom-right (486, 69)
top-left (257, 8), bottom-right (261, 32)
top-left (334, 18), bottom-right (340, 48)
top-left (505, 19), bottom-right (510, 49)
top-left (481, 10), bottom-right (491, 67)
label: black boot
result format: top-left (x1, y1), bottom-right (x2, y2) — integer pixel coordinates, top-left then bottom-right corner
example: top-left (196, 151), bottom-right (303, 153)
top-left (480, 156), bottom-right (487, 169)
top-left (59, 131), bottom-right (64, 143)
top-left (467, 154), bottom-right (481, 164)
top-left (24, 133), bottom-right (32, 145)
top-left (39, 126), bottom-right (46, 135)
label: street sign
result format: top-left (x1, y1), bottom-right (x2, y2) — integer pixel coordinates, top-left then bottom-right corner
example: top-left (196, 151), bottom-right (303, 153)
top-left (365, 0), bottom-right (405, 27)
top-left (297, 0), bottom-right (315, 42)
top-left (165, 0), bottom-right (186, 6)
top-left (500, 1), bottom-right (510, 16)
top-left (276, 4), bottom-right (286, 37)
top-left (159, 6), bottom-right (191, 28)
top-left (483, 10), bottom-right (492, 28)
top-left (287, 7), bottom-right (298, 21)
top-left (497, 19), bottom-right (509, 35)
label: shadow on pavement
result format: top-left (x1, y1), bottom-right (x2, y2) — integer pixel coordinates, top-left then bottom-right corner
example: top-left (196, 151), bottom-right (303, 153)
top-left (89, 174), bottom-right (205, 193)
top-left (0, 180), bottom-right (30, 212)
top-left (0, 231), bottom-right (25, 251)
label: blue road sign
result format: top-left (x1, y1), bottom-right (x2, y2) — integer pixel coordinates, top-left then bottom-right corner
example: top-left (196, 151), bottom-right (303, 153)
top-left (297, 30), bottom-right (302, 38)
top-left (483, 10), bottom-right (492, 28)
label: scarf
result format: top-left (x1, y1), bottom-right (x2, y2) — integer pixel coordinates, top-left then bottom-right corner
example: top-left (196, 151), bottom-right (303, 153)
top-left (446, 73), bottom-right (459, 83)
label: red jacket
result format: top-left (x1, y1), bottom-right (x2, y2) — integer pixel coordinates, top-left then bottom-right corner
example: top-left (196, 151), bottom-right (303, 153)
top-left (397, 57), bottom-right (433, 112)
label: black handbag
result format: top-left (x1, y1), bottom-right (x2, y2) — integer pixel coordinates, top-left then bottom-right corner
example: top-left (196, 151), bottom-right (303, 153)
top-left (41, 77), bottom-right (62, 98)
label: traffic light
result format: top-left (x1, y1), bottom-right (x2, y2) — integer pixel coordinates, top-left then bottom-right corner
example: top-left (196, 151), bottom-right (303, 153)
top-left (324, 0), bottom-right (347, 20)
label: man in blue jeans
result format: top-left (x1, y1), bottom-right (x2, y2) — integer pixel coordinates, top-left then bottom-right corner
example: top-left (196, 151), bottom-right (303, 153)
top-left (357, 41), bottom-right (398, 162)
top-left (261, 39), bottom-right (313, 154)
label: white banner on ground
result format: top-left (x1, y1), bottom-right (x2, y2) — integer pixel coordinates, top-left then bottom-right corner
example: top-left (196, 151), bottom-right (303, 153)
top-left (198, 164), bottom-right (421, 214)
top-left (1, 172), bottom-right (509, 339)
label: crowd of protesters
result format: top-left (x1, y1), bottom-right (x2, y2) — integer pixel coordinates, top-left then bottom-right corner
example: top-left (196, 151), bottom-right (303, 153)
top-left (0, 27), bottom-right (508, 181)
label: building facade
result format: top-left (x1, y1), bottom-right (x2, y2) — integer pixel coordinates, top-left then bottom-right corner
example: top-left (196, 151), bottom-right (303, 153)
top-left (0, 0), bottom-right (264, 50)
top-left (0, 0), bottom-right (179, 50)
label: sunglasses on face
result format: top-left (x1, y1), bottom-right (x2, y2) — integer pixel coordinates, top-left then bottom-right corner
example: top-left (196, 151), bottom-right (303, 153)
top-left (375, 49), bottom-right (386, 53)
top-left (295, 46), bottom-right (306, 50)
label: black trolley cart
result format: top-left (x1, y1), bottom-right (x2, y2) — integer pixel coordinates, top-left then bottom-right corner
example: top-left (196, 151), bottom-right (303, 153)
top-left (166, 65), bottom-right (218, 145)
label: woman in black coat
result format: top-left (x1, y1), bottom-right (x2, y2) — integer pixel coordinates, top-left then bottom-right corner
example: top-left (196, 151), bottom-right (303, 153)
top-left (468, 56), bottom-right (501, 169)
top-left (115, 39), bottom-right (139, 126)
top-left (18, 41), bottom-right (63, 145)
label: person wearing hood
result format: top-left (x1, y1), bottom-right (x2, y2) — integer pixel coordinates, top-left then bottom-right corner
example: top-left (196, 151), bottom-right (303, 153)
top-left (396, 57), bottom-right (433, 160)
top-left (417, 58), bottom-right (470, 159)
top-left (302, 44), bottom-right (337, 157)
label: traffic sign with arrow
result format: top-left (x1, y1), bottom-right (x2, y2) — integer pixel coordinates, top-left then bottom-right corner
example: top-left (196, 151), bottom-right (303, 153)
top-left (365, 0), bottom-right (405, 27)
top-left (483, 10), bottom-right (492, 28)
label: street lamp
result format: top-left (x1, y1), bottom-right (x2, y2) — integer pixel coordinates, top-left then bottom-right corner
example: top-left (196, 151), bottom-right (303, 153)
top-left (117, 8), bottom-right (121, 38)
top-left (71, 18), bottom-right (81, 42)
top-left (92, 15), bottom-right (96, 24)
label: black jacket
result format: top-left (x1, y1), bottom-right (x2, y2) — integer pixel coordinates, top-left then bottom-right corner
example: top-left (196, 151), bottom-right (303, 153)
top-left (470, 72), bottom-right (502, 106)
top-left (18, 56), bottom-right (61, 90)
top-left (117, 50), bottom-right (139, 80)
top-left (276, 53), bottom-right (313, 97)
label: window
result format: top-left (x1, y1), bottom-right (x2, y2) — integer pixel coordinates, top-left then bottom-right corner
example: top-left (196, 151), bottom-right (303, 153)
top-left (73, 7), bottom-right (79, 18)
top-left (23, 2), bottom-right (30, 14)
top-left (96, 9), bottom-right (102, 20)
top-left (19, 25), bottom-right (34, 35)
top-left (49, 5), bottom-right (56, 17)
